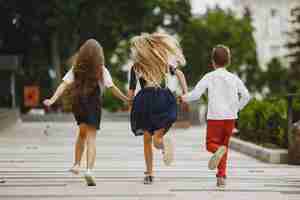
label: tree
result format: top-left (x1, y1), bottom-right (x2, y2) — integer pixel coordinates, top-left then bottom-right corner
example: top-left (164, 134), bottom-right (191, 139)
top-left (0, 0), bottom-right (191, 86)
top-left (180, 8), bottom-right (260, 92)
top-left (262, 58), bottom-right (288, 96)
top-left (0, 0), bottom-right (191, 112)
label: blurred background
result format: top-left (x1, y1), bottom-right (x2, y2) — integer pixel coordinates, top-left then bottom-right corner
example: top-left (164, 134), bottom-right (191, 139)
top-left (0, 0), bottom-right (300, 149)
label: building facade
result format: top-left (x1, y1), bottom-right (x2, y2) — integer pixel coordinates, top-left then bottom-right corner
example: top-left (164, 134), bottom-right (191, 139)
top-left (234, 0), bottom-right (299, 67)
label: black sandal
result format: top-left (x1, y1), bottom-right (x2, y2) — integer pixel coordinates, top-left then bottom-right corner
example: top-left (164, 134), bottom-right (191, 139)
top-left (144, 172), bottom-right (154, 185)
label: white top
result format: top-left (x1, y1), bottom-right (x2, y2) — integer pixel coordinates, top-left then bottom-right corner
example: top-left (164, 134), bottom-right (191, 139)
top-left (182, 68), bottom-right (251, 120)
top-left (62, 66), bottom-right (114, 89)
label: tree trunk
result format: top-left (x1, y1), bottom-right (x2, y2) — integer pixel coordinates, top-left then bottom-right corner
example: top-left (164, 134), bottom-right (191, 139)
top-left (50, 31), bottom-right (61, 88)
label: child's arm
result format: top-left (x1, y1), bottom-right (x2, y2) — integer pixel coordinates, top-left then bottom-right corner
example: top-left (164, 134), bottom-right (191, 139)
top-left (43, 81), bottom-right (70, 106)
top-left (128, 67), bottom-right (137, 99)
top-left (181, 75), bottom-right (208, 102)
top-left (175, 69), bottom-right (188, 94)
top-left (103, 67), bottom-right (130, 103)
top-left (110, 85), bottom-right (130, 103)
top-left (237, 78), bottom-right (251, 110)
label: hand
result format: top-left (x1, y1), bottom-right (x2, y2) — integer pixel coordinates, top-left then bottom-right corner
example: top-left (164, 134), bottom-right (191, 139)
top-left (176, 96), bottom-right (183, 104)
top-left (127, 97), bottom-right (133, 106)
top-left (43, 99), bottom-right (54, 107)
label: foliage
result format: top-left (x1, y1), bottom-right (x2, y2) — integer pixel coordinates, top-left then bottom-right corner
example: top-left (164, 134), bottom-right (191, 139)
top-left (237, 98), bottom-right (288, 148)
top-left (180, 8), bottom-right (260, 91)
top-left (102, 79), bottom-right (126, 113)
top-left (0, 0), bottom-right (191, 80)
top-left (0, 0), bottom-right (191, 112)
top-left (261, 58), bottom-right (289, 96)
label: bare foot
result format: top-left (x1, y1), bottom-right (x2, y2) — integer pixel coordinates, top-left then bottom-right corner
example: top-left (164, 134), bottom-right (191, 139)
top-left (69, 164), bottom-right (80, 175)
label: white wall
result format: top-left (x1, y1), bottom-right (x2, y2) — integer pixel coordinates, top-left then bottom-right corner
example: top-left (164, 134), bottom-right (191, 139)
top-left (234, 0), bottom-right (297, 67)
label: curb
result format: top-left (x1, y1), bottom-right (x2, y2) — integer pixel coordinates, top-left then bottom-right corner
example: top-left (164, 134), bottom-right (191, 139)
top-left (230, 137), bottom-right (288, 164)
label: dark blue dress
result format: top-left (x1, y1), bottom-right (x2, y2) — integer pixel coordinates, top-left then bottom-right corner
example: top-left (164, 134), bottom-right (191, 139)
top-left (130, 68), bottom-right (177, 136)
top-left (73, 86), bottom-right (102, 130)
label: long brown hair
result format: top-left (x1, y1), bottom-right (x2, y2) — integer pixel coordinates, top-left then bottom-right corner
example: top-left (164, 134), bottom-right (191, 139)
top-left (72, 39), bottom-right (105, 113)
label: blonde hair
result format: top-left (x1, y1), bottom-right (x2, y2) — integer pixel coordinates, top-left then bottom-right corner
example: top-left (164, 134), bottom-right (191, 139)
top-left (130, 32), bottom-right (185, 86)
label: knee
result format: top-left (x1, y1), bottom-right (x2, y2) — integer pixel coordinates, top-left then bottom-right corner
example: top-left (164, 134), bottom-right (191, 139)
top-left (78, 131), bottom-right (87, 141)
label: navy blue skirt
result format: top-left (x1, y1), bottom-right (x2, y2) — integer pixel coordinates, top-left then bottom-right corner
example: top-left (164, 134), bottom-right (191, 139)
top-left (130, 87), bottom-right (177, 136)
top-left (73, 108), bottom-right (101, 130)
top-left (73, 91), bottom-right (102, 130)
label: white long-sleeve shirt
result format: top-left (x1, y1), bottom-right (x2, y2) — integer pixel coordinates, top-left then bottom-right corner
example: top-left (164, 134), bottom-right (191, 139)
top-left (182, 68), bottom-right (251, 120)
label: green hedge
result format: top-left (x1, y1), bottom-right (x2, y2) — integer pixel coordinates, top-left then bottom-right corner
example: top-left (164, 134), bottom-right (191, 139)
top-left (237, 98), bottom-right (288, 149)
top-left (102, 79), bottom-right (126, 112)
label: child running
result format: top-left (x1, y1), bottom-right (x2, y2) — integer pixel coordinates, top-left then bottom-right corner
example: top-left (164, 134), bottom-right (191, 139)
top-left (180, 45), bottom-right (251, 187)
top-left (43, 39), bottom-right (129, 186)
top-left (128, 59), bottom-right (188, 122)
top-left (129, 32), bottom-right (186, 184)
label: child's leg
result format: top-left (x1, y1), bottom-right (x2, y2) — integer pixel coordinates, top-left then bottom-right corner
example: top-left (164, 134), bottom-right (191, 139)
top-left (86, 126), bottom-right (97, 170)
top-left (74, 124), bottom-right (88, 165)
top-left (83, 126), bottom-right (97, 186)
top-left (217, 120), bottom-right (235, 178)
top-left (153, 129), bottom-right (165, 149)
top-left (153, 128), bottom-right (174, 166)
top-left (144, 131), bottom-right (153, 175)
top-left (207, 120), bottom-right (227, 170)
top-left (70, 124), bottom-right (88, 174)
top-left (206, 120), bottom-right (223, 153)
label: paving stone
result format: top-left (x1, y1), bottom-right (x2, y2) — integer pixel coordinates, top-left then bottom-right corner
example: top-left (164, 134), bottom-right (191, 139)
top-left (0, 121), bottom-right (299, 199)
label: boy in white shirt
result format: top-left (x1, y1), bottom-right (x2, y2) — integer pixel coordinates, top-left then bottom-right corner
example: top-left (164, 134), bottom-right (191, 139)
top-left (180, 45), bottom-right (251, 187)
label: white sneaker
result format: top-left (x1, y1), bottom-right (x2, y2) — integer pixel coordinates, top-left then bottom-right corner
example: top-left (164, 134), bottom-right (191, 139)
top-left (162, 135), bottom-right (174, 166)
top-left (208, 146), bottom-right (226, 170)
top-left (69, 165), bottom-right (80, 175)
top-left (84, 170), bottom-right (96, 186)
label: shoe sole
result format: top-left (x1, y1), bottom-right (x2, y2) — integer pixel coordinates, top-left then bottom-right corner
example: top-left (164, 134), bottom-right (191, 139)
top-left (84, 174), bottom-right (96, 186)
top-left (163, 135), bottom-right (174, 166)
top-left (208, 146), bottom-right (226, 170)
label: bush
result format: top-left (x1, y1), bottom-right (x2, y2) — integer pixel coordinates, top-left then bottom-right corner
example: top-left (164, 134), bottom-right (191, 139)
top-left (102, 79), bottom-right (126, 112)
top-left (102, 89), bottom-right (124, 112)
top-left (237, 98), bottom-right (288, 148)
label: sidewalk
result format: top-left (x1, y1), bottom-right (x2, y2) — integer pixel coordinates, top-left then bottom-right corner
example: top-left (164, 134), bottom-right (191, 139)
top-left (0, 121), bottom-right (299, 200)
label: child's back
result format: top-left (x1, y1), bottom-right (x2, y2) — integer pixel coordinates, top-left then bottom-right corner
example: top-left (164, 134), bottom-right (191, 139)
top-left (204, 68), bottom-right (249, 120)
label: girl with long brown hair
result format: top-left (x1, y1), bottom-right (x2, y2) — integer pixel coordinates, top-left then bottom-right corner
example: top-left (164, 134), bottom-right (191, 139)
top-left (43, 39), bottom-right (129, 186)
top-left (129, 32), bottom-right (186, 184)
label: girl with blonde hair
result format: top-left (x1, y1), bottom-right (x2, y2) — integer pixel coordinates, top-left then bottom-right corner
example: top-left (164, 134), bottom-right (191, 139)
top-left (130, 32), bottom-right (186, 184)
top-left (43, 39), bottom-right (129, 186)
